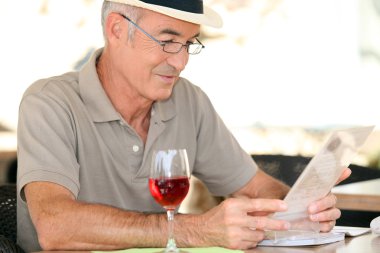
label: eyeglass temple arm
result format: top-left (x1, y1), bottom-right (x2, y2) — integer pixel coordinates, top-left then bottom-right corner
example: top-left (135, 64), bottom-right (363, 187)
top-left (120, 14), bottom-right (164, 45)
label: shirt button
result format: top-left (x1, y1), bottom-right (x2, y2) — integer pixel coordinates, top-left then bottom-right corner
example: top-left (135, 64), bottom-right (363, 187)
top-left (132, 145), bottom-right (139, 152)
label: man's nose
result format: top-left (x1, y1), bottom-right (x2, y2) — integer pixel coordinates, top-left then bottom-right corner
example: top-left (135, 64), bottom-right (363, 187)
top-left (166, 48), bottom-right (189, 72)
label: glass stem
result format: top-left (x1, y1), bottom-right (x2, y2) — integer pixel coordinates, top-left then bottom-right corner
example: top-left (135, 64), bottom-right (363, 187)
top-left (165, 209), bottom-right (178, 253)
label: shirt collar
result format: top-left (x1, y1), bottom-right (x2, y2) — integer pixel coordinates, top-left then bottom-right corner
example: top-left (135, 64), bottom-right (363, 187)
top-left (79, 48), bottom-right (120, 122)
top-left (154, 97), bottom-right (176, 122)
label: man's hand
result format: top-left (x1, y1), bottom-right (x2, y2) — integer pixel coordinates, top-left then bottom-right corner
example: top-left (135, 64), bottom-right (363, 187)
top-left (308, 193), bottom-right (340, 232)
top-left (307, 168), bottom-right (352, 232)
top-left (193, 198), bottom-right (290, 250)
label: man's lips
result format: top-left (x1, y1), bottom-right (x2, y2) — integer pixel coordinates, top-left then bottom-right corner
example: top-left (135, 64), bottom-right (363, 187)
top-left (157, 74), bottom-right (177, 84)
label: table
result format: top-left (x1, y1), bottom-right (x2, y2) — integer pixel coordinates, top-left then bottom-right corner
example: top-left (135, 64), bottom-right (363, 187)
top-left (332, 179), bottom-right (380, 212)
top-left (34, 233), bottom-right (380, 253)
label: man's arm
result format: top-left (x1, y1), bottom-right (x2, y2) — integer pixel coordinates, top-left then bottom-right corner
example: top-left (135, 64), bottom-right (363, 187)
top-left (25, 182), bottom-right (167, 250)
top-left (26, 170), bottom-right (349, 251)
top-left (25, 180), bottom-right (290, 251)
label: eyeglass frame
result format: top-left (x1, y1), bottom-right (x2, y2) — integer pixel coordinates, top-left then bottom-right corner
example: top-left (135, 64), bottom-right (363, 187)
top-left (119, 14), bottom-right (205, 55)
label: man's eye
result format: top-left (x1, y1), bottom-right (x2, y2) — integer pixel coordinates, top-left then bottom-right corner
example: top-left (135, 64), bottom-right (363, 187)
top-left (160, 40), bottom-right (175, 44)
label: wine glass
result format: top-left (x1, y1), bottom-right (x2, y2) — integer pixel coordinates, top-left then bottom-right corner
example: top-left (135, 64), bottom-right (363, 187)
top-left (149, 149), bottom-right (190, 253)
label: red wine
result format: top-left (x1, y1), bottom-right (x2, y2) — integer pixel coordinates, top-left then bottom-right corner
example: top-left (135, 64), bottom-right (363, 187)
top-left (149, 176), bottom-right (190, 210)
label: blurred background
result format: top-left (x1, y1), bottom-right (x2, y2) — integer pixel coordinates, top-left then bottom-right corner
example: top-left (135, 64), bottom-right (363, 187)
top-left (1, 0), bottom-right (380, 182)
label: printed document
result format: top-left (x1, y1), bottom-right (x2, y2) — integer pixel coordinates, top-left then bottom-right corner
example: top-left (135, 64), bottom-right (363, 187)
top-left (262, 126), bottom-right (375, 246)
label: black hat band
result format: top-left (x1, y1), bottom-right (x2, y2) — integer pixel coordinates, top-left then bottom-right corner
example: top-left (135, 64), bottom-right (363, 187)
top-left (140, 0), bottom-right (204, 14)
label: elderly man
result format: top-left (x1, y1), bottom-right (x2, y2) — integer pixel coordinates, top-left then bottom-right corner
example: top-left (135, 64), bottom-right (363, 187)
top-left (17, 0), bottom-right (349, 252)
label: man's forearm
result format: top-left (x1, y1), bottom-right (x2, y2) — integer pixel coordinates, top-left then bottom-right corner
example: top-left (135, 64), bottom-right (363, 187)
top-left (231, 169), bottom-right (290, 200)
top-left (33, 199), bottom-right (168, 250)
top-left (44, 202), bottom-right (211, 250)
top-left (26, 181), bottom-right (209, 250)
top-left (260, 178), bottom-right (290, 199)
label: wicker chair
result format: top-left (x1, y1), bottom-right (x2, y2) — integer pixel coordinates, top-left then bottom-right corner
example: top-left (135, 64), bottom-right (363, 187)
top-left (252, 154), bottom-right (310, 186)
top-left (0, 184), bottom-right (24, 253)
top-left (252, 154), bottom-right (380, 186)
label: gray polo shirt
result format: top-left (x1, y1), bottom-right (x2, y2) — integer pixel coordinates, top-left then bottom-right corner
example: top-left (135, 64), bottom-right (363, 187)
top-left (17, 48), bottom-right (257, 252)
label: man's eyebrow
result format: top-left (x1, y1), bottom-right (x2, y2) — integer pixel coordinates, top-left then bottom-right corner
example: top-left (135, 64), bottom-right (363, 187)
top-left (159, 28), bottom-right (200, 39)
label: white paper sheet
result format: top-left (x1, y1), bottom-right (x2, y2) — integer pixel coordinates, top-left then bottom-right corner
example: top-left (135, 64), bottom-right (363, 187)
top-left (258, 231), bottom-right (345, 246)
top-left (332, 226), bottom-right (371, 236)
top-left (258, 226), bottom-right (370, 247)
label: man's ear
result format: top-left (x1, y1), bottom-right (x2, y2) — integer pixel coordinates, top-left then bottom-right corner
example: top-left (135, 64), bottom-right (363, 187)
top-left (105, 13), bottom-right (126, 44)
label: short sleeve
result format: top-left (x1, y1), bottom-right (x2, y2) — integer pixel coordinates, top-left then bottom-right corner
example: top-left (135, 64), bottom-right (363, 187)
top-left (17, 82), bottom-right (80, 201)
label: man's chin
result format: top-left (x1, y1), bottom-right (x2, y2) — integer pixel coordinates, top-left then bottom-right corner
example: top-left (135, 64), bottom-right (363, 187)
top-left (155, 90), bottom-right (173, 101)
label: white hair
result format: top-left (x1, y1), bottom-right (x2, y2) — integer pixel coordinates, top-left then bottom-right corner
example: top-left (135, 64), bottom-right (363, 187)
top-left (101, 1), bottom-right (143, 42)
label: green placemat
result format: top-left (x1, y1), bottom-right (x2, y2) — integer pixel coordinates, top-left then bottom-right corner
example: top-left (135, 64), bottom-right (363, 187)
top-left (93, 247), bottom-right (243, 253)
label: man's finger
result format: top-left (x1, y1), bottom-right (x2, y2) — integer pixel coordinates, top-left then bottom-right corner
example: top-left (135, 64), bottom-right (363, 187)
top-left (336, 168), bottom-right (351, 185)
top-left (308, 193), bottom-right (337, 214)
top-left (246, 216), bottom-right (290, 231)
top-left (310, 207), bottom-right (341, 222)
top-left (245, 199), bottom-right (288, 213)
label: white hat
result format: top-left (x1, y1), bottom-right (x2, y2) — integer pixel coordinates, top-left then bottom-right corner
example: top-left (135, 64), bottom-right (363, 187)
top-left (106, 0), bottom-right (223, 28)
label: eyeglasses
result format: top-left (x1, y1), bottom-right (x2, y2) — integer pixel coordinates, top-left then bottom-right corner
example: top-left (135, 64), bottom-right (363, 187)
top-left (120, 14), bottom-right (205, 55)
